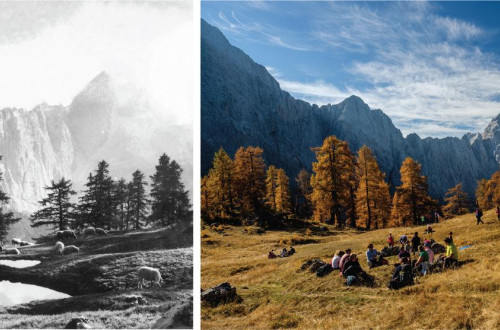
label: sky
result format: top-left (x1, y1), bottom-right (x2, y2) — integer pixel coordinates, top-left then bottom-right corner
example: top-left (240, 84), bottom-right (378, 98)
top-left (202, 1), bottom-right (500, 138)
top-left (0, 1), bottom-right (192, 125)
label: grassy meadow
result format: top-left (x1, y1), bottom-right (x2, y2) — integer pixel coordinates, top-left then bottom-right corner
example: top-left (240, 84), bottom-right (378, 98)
top-left (202, 210), bottom-right (500, 329)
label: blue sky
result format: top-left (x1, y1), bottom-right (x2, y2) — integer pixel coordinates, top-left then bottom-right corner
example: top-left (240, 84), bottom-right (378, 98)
top-left (202, 1), bottom-right (500, 138)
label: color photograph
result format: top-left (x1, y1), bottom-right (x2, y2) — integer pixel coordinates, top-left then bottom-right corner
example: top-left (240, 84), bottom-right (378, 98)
top-left (201, 2), bottom-right (500, 328)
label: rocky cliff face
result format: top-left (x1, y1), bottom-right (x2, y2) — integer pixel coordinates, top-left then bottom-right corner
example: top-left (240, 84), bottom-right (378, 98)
top-left (0, 72), bottom-right (192, 236)
top-left (201, 19), bottom-right (500, 200)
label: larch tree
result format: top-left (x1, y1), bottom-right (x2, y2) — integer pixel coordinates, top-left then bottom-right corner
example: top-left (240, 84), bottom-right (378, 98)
top-left (476, 178), bottom-right (493, 210)
top-left (265, 165), bottom-right (279, 211)
top-left (206, 148), bottom-right (236, 219)
top-left (392, 157), bottom-right (436, 226)
top-left (31, 177), bottom-right (76, 231)
top-left (78, 160), bottom-right (115, 229)
top-left (355, 145), bottom-right (391, 229)
top-left (442, 183), bottom-right (471, 217)
top-left (310, 136), bottom-right (355, 226)
top-left (233, 146), bottom-right (266, 217)
top-left (276, 168), bottom-right (292, 214)
top-left (129, 170), bottom-right (149, 229)
top-left (0, 156), bottom-right (21, 241)
top-left (150, 154), bottom-right (191, 227)
top-left (389, 191), bottom-right (402, 227)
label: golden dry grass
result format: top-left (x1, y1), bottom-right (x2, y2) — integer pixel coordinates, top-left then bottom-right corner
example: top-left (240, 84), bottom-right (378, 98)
top-left (202, 210), bottom-right (500, 329)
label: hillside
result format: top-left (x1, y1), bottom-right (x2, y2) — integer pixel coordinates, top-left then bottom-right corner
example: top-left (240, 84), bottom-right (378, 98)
top-left (201, 210), bottom-right (500, 329)
top-left (201, 19), bottom-right (500, 200)
top-left (0, 223), bottom-right (193, 329)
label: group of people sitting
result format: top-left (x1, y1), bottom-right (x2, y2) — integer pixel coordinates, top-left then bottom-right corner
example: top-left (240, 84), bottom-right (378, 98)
top-left (268, 246), bottom-right (295, 259)
top-left (388, 233), bottom-right (459, 289)
top-left (331, 248), bottom-right (375, 286)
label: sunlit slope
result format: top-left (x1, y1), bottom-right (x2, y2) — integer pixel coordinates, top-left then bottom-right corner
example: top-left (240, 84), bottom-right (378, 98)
top-left (202, 210), bottom-right (500, 329)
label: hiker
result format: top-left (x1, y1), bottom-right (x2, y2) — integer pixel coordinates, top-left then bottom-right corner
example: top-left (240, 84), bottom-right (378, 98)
top-left (388, 233), bottom-right (395, 248)
top-left (425, 224), bottom-right (434, 235)
top-left (475, 207), bottom-right (484, 224)
top-left (411, 232), bottom-right (421, 256)
top-left (343, 254), bottom-right (373, 285)
top-left (280, 248), bottom-right (288, 258)
top-left (434, 211), bottom-right (440, 223)
top-left (331, 250), bottom-right (345, 270)
top-left (497, 206), bottom-right (500, 221)
top-left (414, 245), bottom-right (430, 275)
top-left (421, 215), bottom-right (426, 225)
top-left (366, 244), bottom-right (379, 269)
top-left (339, 248), bottom-right (352, 272)
top-left (268, 250), bottom-right (277, 259)
top-left (388, 257), bottom-right (413, 290)
top-left (399, 234), bottom-right (408, 249)
top-left (424, 242), bottom-right (434, 264)
top-left (289, 246), bottom-right (296, 255)
top-left (398, 245), bottom-right (411, 261)
top-left (448, 232), bottom-right (454, 243)
top-left (442, 237), bottom-right (458, 269)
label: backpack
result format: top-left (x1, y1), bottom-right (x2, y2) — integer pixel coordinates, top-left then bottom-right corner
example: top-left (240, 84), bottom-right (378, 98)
top-left (316, 264), bottom-right (333, 277)
top-left (346, 275), bottom-right (358, 286)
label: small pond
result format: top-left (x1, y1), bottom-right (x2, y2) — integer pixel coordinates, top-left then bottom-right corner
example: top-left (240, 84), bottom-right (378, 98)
top-left (0, 260), bottom-right (41, 268)
top-left (0, 281), bottom-right (70, 306)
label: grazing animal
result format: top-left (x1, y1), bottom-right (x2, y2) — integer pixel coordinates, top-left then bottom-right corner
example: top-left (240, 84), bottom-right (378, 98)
top-left (20, 241), bottom-right (31, 246)
top-left (137, 266), bottom-right (163, 289)
top-left (62, 245), bottom-right (80, 255)
top-left (95, 228), bottom-right (108, 236)
top-left (56, 230), bottom-right (77, 241)
top-left (11, 238), bottom-right (21, 246)
top-left (54, 241), bottom-right (65, 255)
top-left (5, 248), bottom-right (20, 255)
top-left (83, 227), bottom-right (96, 236)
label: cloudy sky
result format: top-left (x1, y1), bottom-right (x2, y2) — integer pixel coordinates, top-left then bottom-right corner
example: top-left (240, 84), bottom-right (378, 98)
top-left (202, 1), bottom-right (500, 138)
top-left (0, 1), bottom-right (192, 125)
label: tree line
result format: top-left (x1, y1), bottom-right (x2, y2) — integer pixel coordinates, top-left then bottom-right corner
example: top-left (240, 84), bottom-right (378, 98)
top-left (29, 153), bottom-right (191, 232)
top-left (202, 136), bottom-right (476, 229)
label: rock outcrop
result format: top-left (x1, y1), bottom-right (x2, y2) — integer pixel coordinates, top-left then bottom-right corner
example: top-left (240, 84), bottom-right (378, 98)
top-left (201, 19), bottom-right (500, 200)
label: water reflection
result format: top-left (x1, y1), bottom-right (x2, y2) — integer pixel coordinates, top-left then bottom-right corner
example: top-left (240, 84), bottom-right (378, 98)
top-left (0, 260), bottom-right (41, 268)
top-left (0, 281), bottom-right (70, 306)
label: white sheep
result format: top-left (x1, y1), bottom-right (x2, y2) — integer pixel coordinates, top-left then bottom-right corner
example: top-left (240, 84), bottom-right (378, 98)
top-left (83, 227), bottom-right (96, 236)
top-left (62, 245), bottom-right (80, 255)
top-left (11, 238), bottom-right (21, 246)
top-left (54, 241), bottom-right (65, 255)
top-left (4, 248), bottom-right (20, 255)
top-left (95, 228), bottom-right (108, 236)
top-left (137, 266), bottom-right (163, 289)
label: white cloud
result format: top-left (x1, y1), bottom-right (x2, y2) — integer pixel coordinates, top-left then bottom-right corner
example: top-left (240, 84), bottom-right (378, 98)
top-left (0, 2), bottom-right (192, 125)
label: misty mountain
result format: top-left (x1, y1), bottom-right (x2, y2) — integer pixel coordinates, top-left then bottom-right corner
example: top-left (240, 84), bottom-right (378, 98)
top-left (0, 72), bottom-right (192, 240)
top-left (201, 19), bottom-right (500, 200)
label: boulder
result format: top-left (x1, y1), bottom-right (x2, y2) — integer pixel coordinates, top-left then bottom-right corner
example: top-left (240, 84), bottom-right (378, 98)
top-left (201, 282), bottom-right (240, 307)
top-left (309, 259), bottom-right (326, 273)
top-left (432, 243), bottom-right (446, 254)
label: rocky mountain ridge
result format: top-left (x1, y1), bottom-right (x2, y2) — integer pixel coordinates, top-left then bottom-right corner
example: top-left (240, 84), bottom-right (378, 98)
top-left (201, 19), bottom-right (500, 200)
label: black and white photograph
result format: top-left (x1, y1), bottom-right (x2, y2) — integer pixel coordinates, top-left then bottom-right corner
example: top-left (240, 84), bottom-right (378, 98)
top-left (0, 1), bottom-right (193, 328)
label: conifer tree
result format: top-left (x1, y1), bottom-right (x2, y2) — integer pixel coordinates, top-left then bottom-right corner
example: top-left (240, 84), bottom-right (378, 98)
top-left (392, 157), bottom-right (436, 226)
top-left (31, 177), bottom-right (76, 231)
top-left (201, 175), bottom-right (212, 220)
top-left (129, 170), bottom-right (149, 229)
top-left (295, 169), bottom-right (312, 218)
top-left (113, 178), bottom-right (129, 230)
top-left (205, 148), bottom-right (236, 219)
top-left (310, 136), bottom-right (355, 225)
top-left (389, 191), bottom-right (402, 227)
top-left (0, 156), bottom-right (20, 240)
top-left (443, 183), bottom-right (471, 217)
top-left (476, 178), bottom-right (493, 210)
top-left (276, 168), bottom-right (292, 215)
top-left (233, 146), bottom-right (266, 216)
top-left (355, 146), bottom-right (391, 229)
top-left (78, 160), bottom-right (115, 229)
top-left (265, 165), bottom-right (279, 211)
top-left (150, 154), bottom-right (191, 226)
